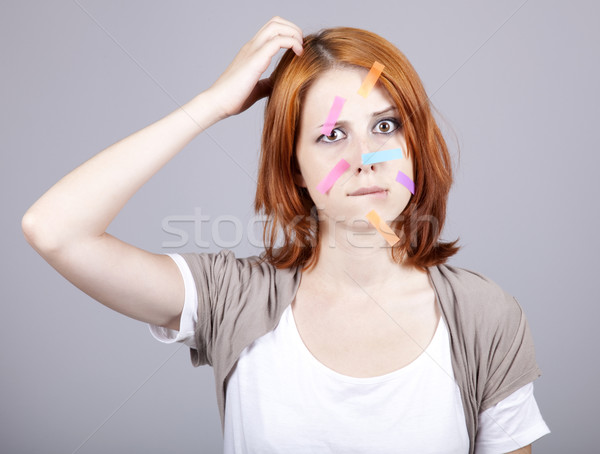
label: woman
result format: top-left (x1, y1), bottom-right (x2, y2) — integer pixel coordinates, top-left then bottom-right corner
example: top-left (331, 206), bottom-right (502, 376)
top-left (22, 16), bottom-right (550, 453)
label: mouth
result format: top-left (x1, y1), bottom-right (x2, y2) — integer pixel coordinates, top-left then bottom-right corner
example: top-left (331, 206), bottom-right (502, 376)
top-left (348, 187), bottom-right (388, 199)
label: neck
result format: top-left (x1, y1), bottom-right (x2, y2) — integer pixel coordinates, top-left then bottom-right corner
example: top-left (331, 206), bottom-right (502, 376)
top-left (301, 213), bottom-right (422, 300)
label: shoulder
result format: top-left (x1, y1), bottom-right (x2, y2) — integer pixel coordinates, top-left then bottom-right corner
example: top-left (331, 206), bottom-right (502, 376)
top-left (431, 264), bottom-right (542, 415)
top-left (429, 263), bottom-right (524, 327)
top-left (178, 248), bottom-right (301, 294)
top-left (178, 248), bottom-right (266, 280)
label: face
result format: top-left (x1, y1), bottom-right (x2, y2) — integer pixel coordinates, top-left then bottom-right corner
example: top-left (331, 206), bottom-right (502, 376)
top-left (294, 67), bottom-right (414, 232)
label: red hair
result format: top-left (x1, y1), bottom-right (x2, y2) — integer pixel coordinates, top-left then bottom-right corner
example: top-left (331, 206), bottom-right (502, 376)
top-left (254, 27), bottom-right (459, 271)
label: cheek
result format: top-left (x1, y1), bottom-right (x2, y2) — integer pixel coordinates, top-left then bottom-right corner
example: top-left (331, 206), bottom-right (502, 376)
top-left (295, 142), bottom-right (318, 183)
top-left (389, 157), bottom-right (415, 205)
top-left (397, 153), bottom-right (414, 179)
top-left (300, 155), bottom-right (334, 189)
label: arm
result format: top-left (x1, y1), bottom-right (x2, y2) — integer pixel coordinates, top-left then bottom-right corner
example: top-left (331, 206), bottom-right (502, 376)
top-left (21, 16), bottom-right (303, 331)
top-left (21, 91), bottom-right (221, 330)
top-left (506, 445), bottom-right (531, 454)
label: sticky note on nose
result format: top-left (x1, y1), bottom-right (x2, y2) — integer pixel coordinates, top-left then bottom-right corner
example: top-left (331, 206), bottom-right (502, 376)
top-left (366, 209), bottom-right (400, 246)
top-left (362, 147), bottom-right (403, 165)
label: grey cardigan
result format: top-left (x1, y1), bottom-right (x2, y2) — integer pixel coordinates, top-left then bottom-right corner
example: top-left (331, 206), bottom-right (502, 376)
top-left (179, 249), bottom-right (542, 453)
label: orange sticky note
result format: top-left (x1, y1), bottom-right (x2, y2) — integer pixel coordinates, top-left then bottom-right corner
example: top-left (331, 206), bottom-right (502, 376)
top-left (366, 210), bottom-right (400, 246)
top-left (357, 61), bottom-right (385, 98)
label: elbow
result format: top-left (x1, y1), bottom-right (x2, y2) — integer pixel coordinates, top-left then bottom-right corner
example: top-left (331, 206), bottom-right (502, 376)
top-left (21, 209), bottom-right (61, 254)
top-left (22, 209), bottom-right (39, 246)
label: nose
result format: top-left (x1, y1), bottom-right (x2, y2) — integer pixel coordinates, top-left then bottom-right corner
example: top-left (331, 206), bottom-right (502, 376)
top-left (352, 136), bottom-right (377, 174)
top-left (357, 162), bottom-right (376, 174)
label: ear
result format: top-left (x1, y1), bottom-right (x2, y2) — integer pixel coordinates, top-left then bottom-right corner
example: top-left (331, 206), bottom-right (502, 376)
top-left (293, 171), bottom-right (307, 188)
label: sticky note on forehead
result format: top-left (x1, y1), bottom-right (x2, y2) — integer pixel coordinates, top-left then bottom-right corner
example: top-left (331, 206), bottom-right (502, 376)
top-left (321, 96), bottom-right (346, 136)
top-left (357, 61), bottom-right (385, 98)
top-left (365, 209), bottom-right (401, 246)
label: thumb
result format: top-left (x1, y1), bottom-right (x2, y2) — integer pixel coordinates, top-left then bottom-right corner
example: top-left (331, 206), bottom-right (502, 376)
top-left (238, 76), bottom-right (275, 113)
top-left (254, 75), bottom-right (275, 101)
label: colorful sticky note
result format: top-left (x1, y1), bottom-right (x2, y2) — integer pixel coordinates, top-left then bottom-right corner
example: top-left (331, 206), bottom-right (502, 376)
top-left (396, 170), bottom-right (415, 194)
top-left (316, 159), bottom-right (350, 194)
top-left (357, 61), bottom-right (385, 98)
top-left (365, 209), bottom-right (400, 246)
top-left (321, 96), bottom-right (346, 136)
top-left (362, 147), bottom-right (403, 165)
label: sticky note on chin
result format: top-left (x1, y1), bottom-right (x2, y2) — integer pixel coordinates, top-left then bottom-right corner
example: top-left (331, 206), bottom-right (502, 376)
top-left (366, 209), bottom-right (401, 246)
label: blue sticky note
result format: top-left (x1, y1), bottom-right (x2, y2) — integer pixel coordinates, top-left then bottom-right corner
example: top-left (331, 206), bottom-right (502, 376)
top-left (362, 147), bottom-right (403, 165)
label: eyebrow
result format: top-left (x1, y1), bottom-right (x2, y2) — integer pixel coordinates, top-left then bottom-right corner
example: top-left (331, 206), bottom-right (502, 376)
top-left (316, 105), bottom-right (399, 130)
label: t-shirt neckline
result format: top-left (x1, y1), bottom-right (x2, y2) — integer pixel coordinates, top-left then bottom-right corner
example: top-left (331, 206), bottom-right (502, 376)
top-left (285, 303), bottom-right (445, 385)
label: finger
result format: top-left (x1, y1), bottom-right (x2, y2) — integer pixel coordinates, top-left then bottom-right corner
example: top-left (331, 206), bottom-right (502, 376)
top-left (267, 16), bottom-right (303, 42)
top-left (254, 28), bottom-right (303, 56)
top-left (251, 16), bottom-right (290, 44)
top-left (256, 16), bottom-right (303, 43)
top-left (252, 21), bottom-right (303, 54)
top-left (261, 34), bottom-right (303, 58)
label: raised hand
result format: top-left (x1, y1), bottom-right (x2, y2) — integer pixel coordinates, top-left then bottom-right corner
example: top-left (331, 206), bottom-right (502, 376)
top-left (208, 16), bottom-right (303, 118)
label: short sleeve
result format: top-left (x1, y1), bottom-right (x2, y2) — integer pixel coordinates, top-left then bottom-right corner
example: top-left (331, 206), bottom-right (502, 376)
top-left (427, 265), bottom-right (548, 452)
top-left (147, 253), bottom-right (198, 349)
top-left (475, 382), bottom-right (551, 453)
top-left (177, 249), bottom-right (259, 368)
top-left (480, 297), bottom-right (543, 412)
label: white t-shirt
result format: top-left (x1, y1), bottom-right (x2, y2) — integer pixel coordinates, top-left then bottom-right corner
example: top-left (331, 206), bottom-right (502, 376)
top-left (150, 253), bottom-right (551, 453)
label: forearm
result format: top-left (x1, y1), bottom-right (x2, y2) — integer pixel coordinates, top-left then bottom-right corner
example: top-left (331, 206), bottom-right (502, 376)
top-left (23, 89), bottom-right (224, 251)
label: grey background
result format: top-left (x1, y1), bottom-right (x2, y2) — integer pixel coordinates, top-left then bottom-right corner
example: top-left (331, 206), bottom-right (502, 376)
top-left (2, 0), bottom-right (598, 452)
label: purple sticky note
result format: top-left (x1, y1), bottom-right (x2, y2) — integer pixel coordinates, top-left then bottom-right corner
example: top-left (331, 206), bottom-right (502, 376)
top-left (396, 170), bottom-right (415, 194)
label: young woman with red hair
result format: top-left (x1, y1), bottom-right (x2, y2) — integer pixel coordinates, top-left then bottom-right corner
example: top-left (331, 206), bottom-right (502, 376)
top-left (22, 16), bottom-right (549, 453)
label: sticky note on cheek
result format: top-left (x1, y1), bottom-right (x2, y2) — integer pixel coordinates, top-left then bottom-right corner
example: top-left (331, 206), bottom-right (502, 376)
top-left (321, 96), bottom-right (346, 136)
top-left (366, 209), bottom-right (401, 246)
top-left (396, 170), bottom-right (415, 195)
top-left (357, 61), bottom-right (385, 98)
top-left (316, 158), bottom-right (350, 194)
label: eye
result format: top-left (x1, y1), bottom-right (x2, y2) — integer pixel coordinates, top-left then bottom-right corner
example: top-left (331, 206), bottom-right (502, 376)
top-left (316, 118), bottom-right (401, 143)
top-left (317, 128), bottom-right (347, 144)
top-left (374, 118), bottom-right (401, 134)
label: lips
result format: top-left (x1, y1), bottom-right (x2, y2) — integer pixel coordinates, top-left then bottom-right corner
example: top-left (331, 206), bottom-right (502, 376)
top-left (348, 186), bottom-right (386, 196)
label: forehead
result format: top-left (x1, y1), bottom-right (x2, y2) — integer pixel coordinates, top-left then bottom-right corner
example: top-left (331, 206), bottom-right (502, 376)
top-left (300, 67), bottom-right (395, 125)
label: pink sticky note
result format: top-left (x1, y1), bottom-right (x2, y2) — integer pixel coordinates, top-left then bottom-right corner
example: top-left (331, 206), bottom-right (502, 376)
top-left (316, 159), bottom-right (350, 194)
top-left (396, 170), bottom-right (415, 194)
top-left (321, 96), bottom-right (346, 136)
